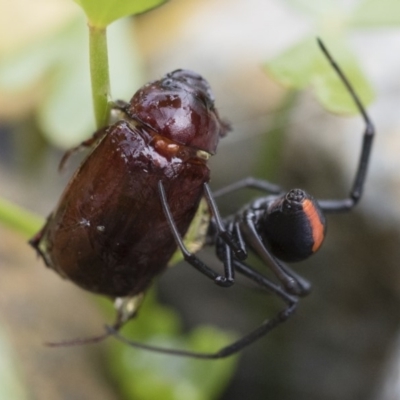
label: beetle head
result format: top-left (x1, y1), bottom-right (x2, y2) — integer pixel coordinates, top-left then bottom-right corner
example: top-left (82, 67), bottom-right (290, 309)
top-left (126, 69), bottom-right (229, 154)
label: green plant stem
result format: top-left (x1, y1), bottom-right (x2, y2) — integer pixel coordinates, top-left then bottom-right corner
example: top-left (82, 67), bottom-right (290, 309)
top-left (0, 197), bottom-right (44, 238)
top-left (89, 24), bottom-right (111, 128)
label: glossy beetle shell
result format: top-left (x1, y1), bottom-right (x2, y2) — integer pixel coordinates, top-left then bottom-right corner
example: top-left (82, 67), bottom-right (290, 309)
top-left (30, 70), bottom-right (228, 298)
top-left (126, 69), bottom-right (228, 154)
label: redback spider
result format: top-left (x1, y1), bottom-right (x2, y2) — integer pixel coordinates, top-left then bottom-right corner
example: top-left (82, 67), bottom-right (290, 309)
top-left (108, 39), bottom-right (375, 358)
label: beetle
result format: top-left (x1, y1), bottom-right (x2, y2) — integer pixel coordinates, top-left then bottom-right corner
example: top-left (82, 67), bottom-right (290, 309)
top-left (30, 69), bottom-right (244, 336)
top-left (108, 39), bottom-right (375, 358)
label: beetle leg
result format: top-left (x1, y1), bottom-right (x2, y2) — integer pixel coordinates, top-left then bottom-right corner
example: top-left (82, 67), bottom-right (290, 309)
top-left (110, 99), bottom-right (130, 111)
top-left (59, 100), bottom-right (132, 171)
top-left (113, 293), bottom-right (145, 327)
top-left (44, 294), bottom-right (145, 348)
top-left (28, 215), bottom-right (53, 266)
top-left (58, 126), bottom-right (109, 171)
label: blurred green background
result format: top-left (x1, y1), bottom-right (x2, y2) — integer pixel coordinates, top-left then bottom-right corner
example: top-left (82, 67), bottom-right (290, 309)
top-left (1, 0), bottom-right (400, 399)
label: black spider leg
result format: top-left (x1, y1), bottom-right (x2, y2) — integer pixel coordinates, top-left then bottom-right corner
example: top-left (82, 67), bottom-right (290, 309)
top-left (213, 39), bottom-right (374, 214)
top-left (213, 220), bottom-right (239, 285)
top-left (107, 256), bottom-right (299, 359)
top-left (157, 180), bottom-right (245, 288)
top-left (213, 177), bottom-right (284, 198)
top-left (315, 39), bottom-right (375, 213)
top-left (279, 263), bottom-right (312, 295)
top-left (203, 183), bottom-right (247, 261)
top-left (239, 210), bottom-right (311, 297)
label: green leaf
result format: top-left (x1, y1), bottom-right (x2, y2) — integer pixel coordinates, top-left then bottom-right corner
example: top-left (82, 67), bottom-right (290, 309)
top-left (266, 38), bottom-right (318, 90)
top-left (0, 18), bottom-right (78, 91)
top-left (285, 0), bottom-right (338, 17)
top-left (350, 0), bottom-right (400, 27)
top-left (265, 37), bottom-right (374, 114)
top-left (107, 292), bottom-right (238, 400)
top-left (74, 0), bottom-right (168, 28)
top-left (40, 17), bottom-right (143, 148)
top-left (36, 22), bottom-right (94, 148)
top-left (0, 17), bottom-right (91, 148)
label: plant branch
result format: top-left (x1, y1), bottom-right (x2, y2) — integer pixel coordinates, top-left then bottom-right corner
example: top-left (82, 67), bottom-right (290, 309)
top-left (89, 24), bottom-right (111, 128)
top-left (0, 197), bottom-right (44, 238)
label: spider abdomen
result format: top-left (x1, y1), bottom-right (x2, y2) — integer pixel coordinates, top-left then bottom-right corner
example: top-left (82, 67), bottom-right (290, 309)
top-left (261, 189), bottom-right (327, 262)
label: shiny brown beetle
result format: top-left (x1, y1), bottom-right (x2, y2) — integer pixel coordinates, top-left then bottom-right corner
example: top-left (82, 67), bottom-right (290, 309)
top-left (30, 70), bottom-right (244, 336)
